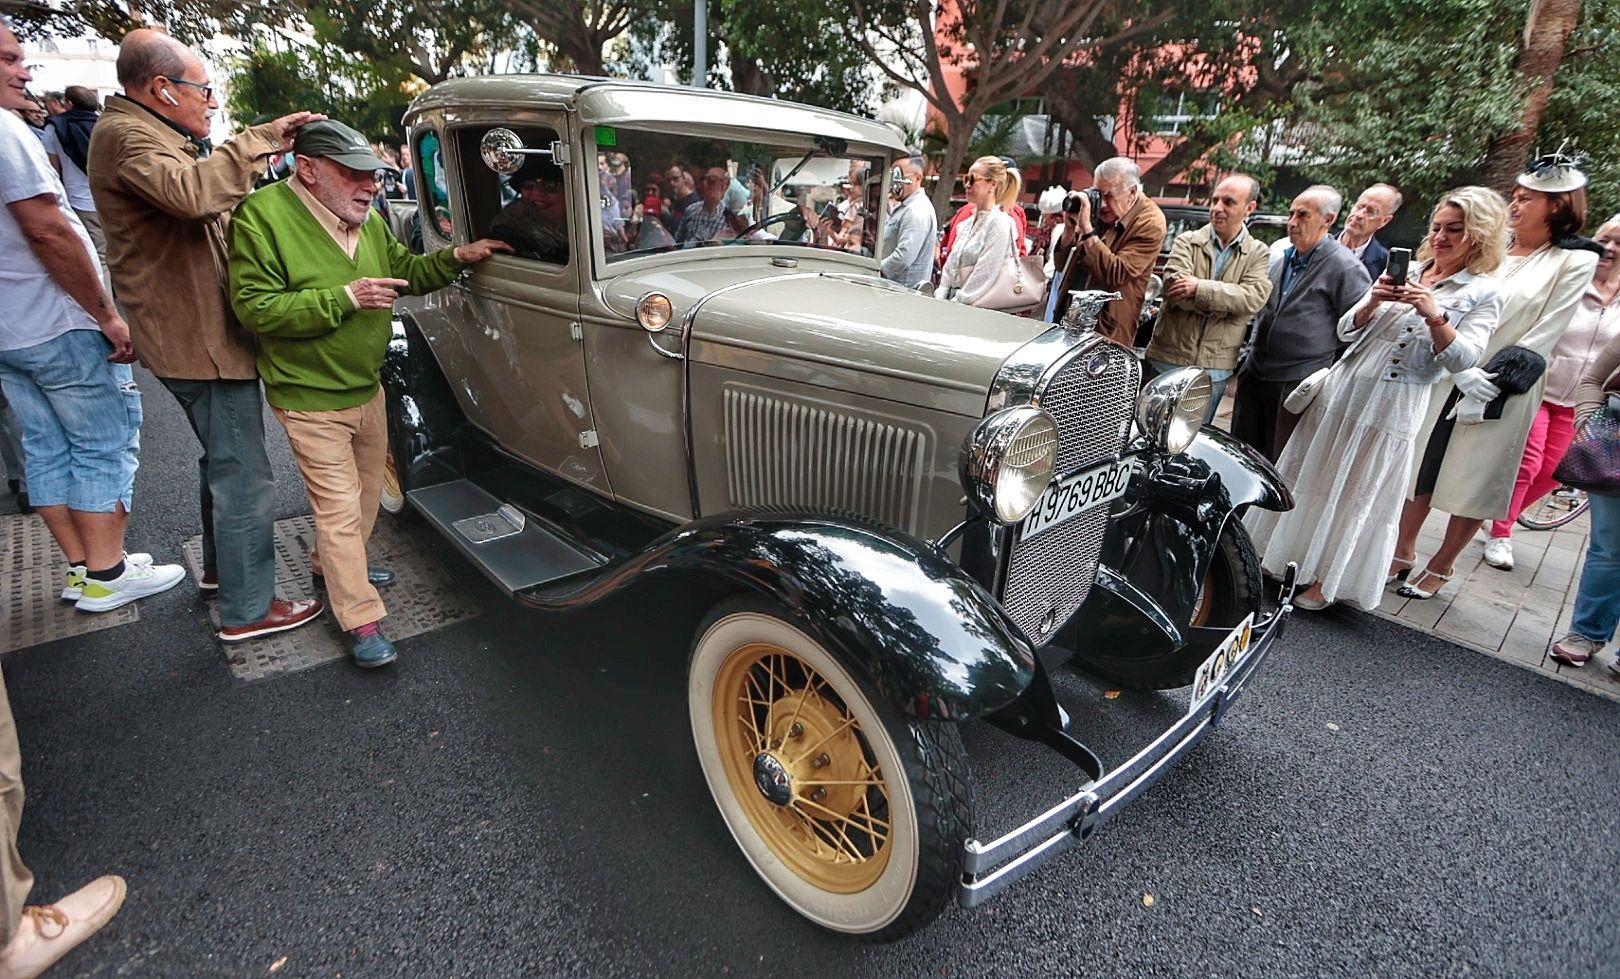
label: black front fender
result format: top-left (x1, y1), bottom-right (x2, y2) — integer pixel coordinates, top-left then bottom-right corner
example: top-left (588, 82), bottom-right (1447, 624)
top-left (521, 511), bottom-right (1037, 722)
top-left (382, 313), bottom-right (468, 493)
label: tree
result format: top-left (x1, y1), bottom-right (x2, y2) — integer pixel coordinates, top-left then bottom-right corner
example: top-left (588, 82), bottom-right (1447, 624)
top-left (1536, 0), bottom-right (1620, 222)
top-left (1479, 0), bottom-right (1585, 193)
top-left (499, 0), bottom-right (645, 75)
top-left (225, 39), bottom-right (414, 140)
top-left (842, 0), bottom-right (1175, 212)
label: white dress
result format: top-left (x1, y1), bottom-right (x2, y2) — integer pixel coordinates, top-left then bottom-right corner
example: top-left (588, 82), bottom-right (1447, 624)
top-left (1247, 268), bottom-right (1500, 609)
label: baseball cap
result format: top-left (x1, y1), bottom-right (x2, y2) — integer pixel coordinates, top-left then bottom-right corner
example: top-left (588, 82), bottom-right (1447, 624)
top-left (293, 121), bottom-right (398, 174)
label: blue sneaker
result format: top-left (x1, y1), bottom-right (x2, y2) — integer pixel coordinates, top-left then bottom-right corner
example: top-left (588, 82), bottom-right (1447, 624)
top-left (350, 631), bottom-right (398, 668)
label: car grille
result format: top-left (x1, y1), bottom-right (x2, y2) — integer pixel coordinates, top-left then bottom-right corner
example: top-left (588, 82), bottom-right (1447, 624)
top-left (1000, 341), bottom-right (1140, 643)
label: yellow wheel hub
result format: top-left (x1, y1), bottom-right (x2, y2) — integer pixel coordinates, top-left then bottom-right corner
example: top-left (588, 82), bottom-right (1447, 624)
top-left (713, 641), bottom-right (892, 892)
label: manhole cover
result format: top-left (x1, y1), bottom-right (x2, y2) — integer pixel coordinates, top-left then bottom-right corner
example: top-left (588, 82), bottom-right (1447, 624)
top-left (183, 514), bottom-right (481, 682)
top-left (0, 514), bottom-right (138, 654)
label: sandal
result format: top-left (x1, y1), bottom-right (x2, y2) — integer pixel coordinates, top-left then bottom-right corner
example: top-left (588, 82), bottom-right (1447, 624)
top-left (1396, 568), bottom-right (1452, 600)
top-left (1386, 557), bottom-right (1414, 586)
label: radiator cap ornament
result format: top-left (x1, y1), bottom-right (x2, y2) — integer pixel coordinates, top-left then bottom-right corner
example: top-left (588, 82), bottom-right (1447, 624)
top-left (1060, 290), bottom-right (1123, 336)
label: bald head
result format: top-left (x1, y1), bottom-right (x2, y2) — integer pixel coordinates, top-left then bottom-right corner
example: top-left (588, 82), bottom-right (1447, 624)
top-left (116, 28), bottom-right (189, 90)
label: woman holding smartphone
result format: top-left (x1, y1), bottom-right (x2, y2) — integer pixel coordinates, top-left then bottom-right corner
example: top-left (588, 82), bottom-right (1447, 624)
top-left (1247, 187), bottom-right (1506, 610)
top-left (1392, 154), bottom-right (1598, 599)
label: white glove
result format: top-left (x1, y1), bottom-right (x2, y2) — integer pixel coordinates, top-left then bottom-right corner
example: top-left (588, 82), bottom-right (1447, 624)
top-left (1452, 367), bottom-right (1501, 403)
top-left (1447, 394), bottom-right (1491, 425)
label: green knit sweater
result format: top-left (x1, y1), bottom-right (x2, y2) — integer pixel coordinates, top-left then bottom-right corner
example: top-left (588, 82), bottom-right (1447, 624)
top-left (228, 180), bottom-right (462, 411)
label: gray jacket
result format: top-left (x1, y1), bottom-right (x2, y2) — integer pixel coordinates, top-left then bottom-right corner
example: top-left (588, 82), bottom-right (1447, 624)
top-left (1335, 266), bottom-right (1500, 384)
top-left (1248, 237), bottom-right (1371, 381)
top-left (880, 190), bottom-right (938, 289)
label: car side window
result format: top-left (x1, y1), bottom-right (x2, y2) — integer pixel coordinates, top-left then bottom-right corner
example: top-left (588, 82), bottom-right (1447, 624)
top-left (456, 126), bottom-right (571, 267)
top-left (413, 130), bottom-right (452, 251)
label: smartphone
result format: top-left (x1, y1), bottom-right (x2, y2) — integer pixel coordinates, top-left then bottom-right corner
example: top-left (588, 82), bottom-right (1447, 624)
top-left (1386, 247), bottom-right (1412, 286)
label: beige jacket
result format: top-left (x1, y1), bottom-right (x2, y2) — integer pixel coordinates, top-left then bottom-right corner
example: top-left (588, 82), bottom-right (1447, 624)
top-left (87, 96), bottom-right (281, 379)
top-left (1144, 223), bottom-right (1273, 370)
top-left (1411, 244), bottom-right (1599, 519)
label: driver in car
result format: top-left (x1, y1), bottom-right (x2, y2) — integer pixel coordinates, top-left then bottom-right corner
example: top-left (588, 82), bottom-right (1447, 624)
top-left (489, 162), bottom-right (570, 264)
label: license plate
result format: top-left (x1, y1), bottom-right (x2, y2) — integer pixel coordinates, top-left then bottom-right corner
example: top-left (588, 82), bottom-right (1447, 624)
top-left (1188, 614), bottom-right (1256, 713)
top-left (1020, 458), bottom-right (1135, 542)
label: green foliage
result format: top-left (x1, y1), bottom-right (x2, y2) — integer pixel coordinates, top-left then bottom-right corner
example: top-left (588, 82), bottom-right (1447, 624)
top-left (1539, 0), bottom-right (1620, 226)
top-left (225, 41), bottom-right (413, 141)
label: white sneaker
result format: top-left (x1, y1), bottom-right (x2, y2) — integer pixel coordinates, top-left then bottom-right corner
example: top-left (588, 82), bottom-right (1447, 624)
top-left (74, 559), bottom-right (185, 612)
top-left (59, 553), bottom-right (152, 602)
top-left (1483, 537), bottom-right (1513, 571)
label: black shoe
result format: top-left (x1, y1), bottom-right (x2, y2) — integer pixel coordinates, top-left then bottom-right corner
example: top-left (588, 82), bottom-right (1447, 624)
top-left (311, 566), bottom-right (396, 591)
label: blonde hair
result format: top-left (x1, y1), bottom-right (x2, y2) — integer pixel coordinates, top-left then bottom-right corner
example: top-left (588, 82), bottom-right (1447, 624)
top-left (1594, 214), bottom-right (1620, 239)
top-left (970, 156), bottom-right (1014, 210)
top-left (1417, 185), bottom-right (1508, 275)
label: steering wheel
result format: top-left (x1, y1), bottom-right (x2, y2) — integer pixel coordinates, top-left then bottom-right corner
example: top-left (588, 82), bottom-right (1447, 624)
top-left (727, 210), bottom-right (809, 242)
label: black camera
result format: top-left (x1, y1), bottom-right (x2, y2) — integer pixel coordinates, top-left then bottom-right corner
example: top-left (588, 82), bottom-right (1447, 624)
top-left (1063, 187), bottom-right (1101, 217)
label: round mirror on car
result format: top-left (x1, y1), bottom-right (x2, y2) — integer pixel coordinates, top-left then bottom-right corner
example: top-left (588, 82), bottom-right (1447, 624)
top-left (1143, 273), bottom-right (1164, 305)
top-left (479, 128), bottom-right (526, 175)
top-left (1136, 367), bottom-right (1212, 456)
top-left (960, 406), bottom-right (1059, 525)
top-left (637, 293), bottom-right (674, 333)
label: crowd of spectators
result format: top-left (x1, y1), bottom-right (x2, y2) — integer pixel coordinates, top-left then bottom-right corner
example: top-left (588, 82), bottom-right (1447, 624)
top-left (3, 19), bottom-right (1620, 974)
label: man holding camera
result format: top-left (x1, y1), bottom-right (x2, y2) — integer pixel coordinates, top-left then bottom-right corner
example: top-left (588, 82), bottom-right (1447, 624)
top-left (1143, 174), bottom-right (1274, 423)
top-left (1048, 157), bottom-right (1166, 345)
top-left (880, 156), bottom-right (936, 289)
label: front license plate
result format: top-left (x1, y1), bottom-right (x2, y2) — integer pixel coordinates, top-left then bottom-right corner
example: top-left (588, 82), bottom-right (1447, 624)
top-left (1188, 614), bottom-right (1256, 713)
top-left (1020, 458), bottom-right (1135, 542)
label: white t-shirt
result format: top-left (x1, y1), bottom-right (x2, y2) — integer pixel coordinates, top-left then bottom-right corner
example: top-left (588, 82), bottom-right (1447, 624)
top-left (0, 110), bottom-right (100, 351)
top-left (37, 123), bottom-right (95, 213)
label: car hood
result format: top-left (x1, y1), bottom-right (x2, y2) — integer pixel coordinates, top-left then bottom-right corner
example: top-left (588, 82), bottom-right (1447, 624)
top-left (602, 257), bottom-right (1046, 416)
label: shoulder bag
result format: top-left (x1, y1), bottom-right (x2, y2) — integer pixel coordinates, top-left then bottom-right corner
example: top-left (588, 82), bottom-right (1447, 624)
top-left (969, 217), bottom-right (1048, 313)
top-left (1553, 394), bottom-right (1620, 496)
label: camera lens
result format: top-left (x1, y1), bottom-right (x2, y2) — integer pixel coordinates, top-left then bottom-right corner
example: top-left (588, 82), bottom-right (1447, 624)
top-left (1063, 194), bottom-right (1081, 214)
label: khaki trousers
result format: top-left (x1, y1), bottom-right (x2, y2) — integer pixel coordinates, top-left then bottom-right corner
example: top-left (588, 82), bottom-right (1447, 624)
top-left (0, 671), bottom-right (34, 945)
top-left (272, 388), bottom-right (387, 631)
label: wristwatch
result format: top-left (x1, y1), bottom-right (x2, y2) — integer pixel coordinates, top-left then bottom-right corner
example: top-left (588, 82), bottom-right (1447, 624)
top-left (1424, 311), bottom-right (1448, 327)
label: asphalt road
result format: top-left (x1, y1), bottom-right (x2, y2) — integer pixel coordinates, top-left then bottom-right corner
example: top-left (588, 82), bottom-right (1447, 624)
top-left (3, 367), bottom-right (1616, 979)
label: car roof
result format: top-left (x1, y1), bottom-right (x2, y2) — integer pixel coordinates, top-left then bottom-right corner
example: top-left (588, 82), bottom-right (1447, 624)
top-left (406, 74), bottom-right (907, 155)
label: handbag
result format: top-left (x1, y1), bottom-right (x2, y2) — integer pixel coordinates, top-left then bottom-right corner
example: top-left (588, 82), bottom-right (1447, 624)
top-left (968, 219), bottom-right (1048, 313)
top-left (1553, 394), bottom-right (1620, 496)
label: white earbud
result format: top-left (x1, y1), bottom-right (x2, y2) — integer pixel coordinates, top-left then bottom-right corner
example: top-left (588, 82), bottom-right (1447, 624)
top-left (160, 89), bottom-right (179, 106)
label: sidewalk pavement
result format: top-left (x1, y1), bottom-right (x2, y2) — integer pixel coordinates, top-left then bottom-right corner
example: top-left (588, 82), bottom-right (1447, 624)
top-left (1211, 384), bottom-right (1619, 704)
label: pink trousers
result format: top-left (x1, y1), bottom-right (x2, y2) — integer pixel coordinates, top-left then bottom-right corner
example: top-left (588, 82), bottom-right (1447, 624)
top-left (1490, 401), bottom-right (1577, 539)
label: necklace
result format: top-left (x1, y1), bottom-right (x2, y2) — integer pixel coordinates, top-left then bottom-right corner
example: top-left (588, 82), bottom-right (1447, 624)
top-left (1502, 242), bottom-right (1550, 276)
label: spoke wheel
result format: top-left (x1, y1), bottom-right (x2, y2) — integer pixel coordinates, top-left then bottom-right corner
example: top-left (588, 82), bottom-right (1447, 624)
top-left (689, 597), bottom-right (971, 940)
top-left (1516, 486), bottom-right (1589, 531)
top-left (380, 444), bottom-right (406, 515)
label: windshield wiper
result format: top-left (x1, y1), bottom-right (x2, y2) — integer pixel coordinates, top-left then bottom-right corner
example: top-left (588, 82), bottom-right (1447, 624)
top-left (763, 135), bottom-right (849, 201)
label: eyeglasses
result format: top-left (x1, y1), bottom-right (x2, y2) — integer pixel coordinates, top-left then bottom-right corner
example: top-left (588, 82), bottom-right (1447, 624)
top-left (962, 174), bottom-right (986, 186)
top-left (164, 77), bottom-right (214, 101)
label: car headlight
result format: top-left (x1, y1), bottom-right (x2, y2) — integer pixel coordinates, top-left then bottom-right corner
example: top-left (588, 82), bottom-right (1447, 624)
top-left (636, 292), bottom-right (673, 332)
top-left (1136, 367), bottom-right (1212, 455)
top-left (961, 406), bottom-right (1059, 524)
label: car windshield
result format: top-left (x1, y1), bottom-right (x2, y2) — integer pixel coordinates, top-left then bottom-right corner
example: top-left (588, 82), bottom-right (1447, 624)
top-left (593, 125), bottom-right (886, 263)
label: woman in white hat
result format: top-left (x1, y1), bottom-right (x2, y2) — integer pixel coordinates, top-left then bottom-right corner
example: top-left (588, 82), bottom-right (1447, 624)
top-left (1392, 151), bottom-right (1600, 599)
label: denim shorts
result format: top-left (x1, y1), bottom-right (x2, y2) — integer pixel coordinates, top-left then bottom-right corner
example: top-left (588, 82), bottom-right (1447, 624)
top-left (0, 328), bottom-right (141, 512)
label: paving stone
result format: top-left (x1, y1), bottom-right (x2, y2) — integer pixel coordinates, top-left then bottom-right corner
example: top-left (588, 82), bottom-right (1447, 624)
top-left (1, 514), bottom-right (137, 654)
top-left (182, 514), bottom-right (481, 682)
top-left (1433, 592), bottom-right (1516, 651)
top-left (1532, 546), bottom-right (1581, 591)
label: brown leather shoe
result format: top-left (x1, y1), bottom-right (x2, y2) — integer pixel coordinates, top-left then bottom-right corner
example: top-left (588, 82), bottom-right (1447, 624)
top-left (0, 875), bottom-right (126, 979)
top-left (217, 598), bottom-right (324, 643)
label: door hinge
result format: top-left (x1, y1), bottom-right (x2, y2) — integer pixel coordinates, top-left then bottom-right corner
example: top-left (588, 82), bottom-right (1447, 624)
top-left (570, 321), bottom-right (583, 341)
top-left (578, 430), bottom-right (599, 448)
top-left (550, 140), bottom-right (572, 165)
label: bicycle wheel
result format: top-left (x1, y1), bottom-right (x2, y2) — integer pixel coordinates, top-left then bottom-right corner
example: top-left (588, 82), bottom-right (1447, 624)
top-left (1516, 486), bottom-right (1590, 531)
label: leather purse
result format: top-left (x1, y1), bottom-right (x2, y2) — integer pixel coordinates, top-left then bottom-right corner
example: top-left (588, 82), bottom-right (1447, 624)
top-left (1282, 313), bottom-right (1380, 414)
top-left (970, 221), bottom-right (1048, 313)
top-left (1553, 394), bottom-right (1620, 496)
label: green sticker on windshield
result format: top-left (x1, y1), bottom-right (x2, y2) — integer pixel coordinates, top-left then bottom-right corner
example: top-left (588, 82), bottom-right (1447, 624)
top-left (595, 126), bottom-right (617, 147)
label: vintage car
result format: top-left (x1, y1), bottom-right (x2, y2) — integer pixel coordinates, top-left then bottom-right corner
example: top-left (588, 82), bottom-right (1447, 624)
top-left (383, 75), bottom-right (1296, 941)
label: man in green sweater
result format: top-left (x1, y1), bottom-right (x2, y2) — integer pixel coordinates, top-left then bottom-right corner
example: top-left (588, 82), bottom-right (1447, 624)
top-left (228, 120), bottom-right (510, 667)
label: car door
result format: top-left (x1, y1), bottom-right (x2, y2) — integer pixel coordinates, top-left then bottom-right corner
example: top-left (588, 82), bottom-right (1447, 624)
top-left (448, 119), bottom-right (606, 492)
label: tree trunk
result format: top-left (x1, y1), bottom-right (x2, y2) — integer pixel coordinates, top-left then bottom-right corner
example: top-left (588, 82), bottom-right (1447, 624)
top-left (1480, 0), bottom-right (1583, 194)
top-left (930, 109), bottom-right (980, 217)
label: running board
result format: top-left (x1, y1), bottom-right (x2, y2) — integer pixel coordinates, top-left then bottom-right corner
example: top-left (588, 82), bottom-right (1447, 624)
top-left (407, 480), bottom-right (605, 594)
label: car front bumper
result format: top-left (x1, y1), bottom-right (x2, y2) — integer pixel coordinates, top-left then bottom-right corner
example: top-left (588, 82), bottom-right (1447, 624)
top-left (956, 567), bottom-right (1296, 908)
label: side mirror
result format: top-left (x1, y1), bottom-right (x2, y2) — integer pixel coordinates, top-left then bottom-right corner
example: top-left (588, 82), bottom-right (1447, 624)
top-left (478, 128), bottom-right (570, 175)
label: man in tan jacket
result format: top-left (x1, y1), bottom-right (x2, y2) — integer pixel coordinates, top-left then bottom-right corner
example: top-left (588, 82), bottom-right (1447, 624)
top-left (1049, 156), bottom-right (1167, 346)
top-left (88, 28), bottom-right (328, 642)
top-left (1144, 173), bottom-right (1274, 423)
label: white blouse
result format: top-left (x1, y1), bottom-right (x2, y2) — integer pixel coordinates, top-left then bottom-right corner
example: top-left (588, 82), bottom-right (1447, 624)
top-left (935, 207), bottom-right (1017, 305)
